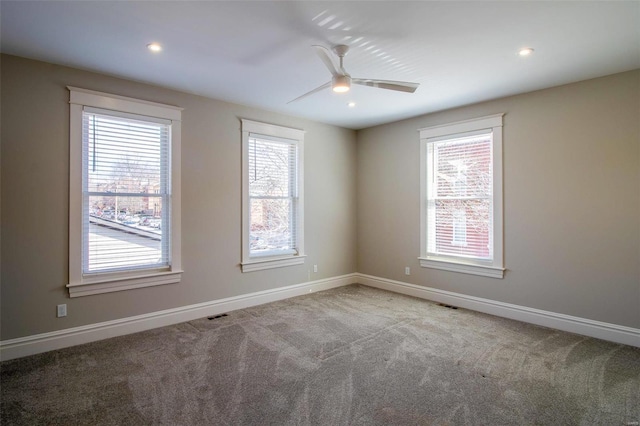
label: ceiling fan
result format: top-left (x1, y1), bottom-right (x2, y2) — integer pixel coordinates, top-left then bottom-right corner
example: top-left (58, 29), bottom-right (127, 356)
top-left (287, 44), bottom-right (420, 104)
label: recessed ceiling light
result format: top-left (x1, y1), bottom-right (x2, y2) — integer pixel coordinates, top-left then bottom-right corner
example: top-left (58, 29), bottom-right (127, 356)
top-left (348, 102), bottom-right (356, 108)
top-left (519, 47), bottom-right (534, 56)
top-left (147, 43), bottom-right (162, 53)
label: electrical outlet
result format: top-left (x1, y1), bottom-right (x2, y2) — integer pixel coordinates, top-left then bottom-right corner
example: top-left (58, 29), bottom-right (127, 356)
top-left (57, 304), bottom-right (67, 318)
top-left (313, 265), bottom-right (318, 273)
top-left (405, 267), bottom-right (411, 276)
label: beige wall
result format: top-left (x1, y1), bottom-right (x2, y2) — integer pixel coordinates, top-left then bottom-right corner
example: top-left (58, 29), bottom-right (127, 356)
top-left (357, 70), bottom-right (640, 328)
top-left (1, 54), bottom-right (638, 342)
top-left (0, 55), bottom-right (358, 340)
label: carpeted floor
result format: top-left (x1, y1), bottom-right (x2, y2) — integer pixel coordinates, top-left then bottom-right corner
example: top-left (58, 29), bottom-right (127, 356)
top-left (1, 284), bottom-right (639, 425)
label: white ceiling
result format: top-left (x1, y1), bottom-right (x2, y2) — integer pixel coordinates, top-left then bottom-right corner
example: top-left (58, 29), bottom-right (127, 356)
top-left (2, 1), bottom-right (639, 129)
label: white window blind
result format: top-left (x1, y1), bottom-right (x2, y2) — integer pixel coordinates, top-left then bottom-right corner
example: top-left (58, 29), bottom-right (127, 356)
top-left (248, 133), bottom-right (298, 258)
top-left (82, 108), bottom-right (171, 274)
top-left (426, 131), bottom-right (493, 260)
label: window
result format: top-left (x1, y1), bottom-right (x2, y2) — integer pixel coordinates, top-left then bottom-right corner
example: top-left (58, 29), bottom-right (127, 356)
top-left (241, 119), bottom-right (305, 272)
top-left (419, 114), bottom-right (504, 278)
top-left (68, 87), bottom-right (182, 297)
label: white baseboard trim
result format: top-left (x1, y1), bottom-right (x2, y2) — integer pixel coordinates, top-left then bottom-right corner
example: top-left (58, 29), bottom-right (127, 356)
top-left (356, 273), bottom-right (640, 348)
top-left (0, 273), bottom-right (359, 361)
top-left (3, 272), bottom-right (638, 361)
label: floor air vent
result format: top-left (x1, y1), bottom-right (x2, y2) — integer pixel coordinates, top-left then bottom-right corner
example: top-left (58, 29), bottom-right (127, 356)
top-left (207, 313), bottom-right (228, 320)
top-left (438, 303), bottom-right (458, 310)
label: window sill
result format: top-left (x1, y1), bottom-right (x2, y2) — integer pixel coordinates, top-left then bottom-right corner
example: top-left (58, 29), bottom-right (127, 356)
top-left (67, 270), bottom-right (183, 297)
top-left (242, 255), bottom-right (306, 272)
top-left (418, 257), bottom-right (504, 279)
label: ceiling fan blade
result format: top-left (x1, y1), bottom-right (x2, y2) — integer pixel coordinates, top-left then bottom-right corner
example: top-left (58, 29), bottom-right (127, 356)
top-left (352, 78), bottom-right (419, 93)
top-left (313, 45), bottom-right (340, 77)
top-left (287, 81), bottom-right (332, 104)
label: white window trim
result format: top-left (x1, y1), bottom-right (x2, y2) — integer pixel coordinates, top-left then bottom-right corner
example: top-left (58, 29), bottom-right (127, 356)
top-left (67, 87), bottom-right (183, 297)
top-left (241, 119), bottom-right (305, 272)
top-left (418, 114), bottom-right (505, 279)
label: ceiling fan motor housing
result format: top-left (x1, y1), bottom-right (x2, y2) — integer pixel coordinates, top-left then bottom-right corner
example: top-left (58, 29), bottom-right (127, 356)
top-left (333, 44), bottom-right (350, 57)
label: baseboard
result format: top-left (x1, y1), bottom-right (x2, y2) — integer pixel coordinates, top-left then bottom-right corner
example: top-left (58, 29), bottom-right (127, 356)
top-left (0, 273), bottom-right (359, 361)
top-left (3, 272), bottom-right (638, 361)
top-left (356, 273), bottom-right (640, 348)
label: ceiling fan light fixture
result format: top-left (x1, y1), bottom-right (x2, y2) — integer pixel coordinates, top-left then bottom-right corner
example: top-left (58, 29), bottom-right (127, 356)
top-left (519, 47), bottom-right (534, 56)
top-left (332, 75), bottom-right (351, 93)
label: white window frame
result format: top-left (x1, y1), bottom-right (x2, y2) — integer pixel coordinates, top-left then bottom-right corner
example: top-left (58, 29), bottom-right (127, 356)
top-left (67, 87), bottom-right (183, 297)
top-left (419, 114), bottom-right (505, 279)
top-left (241, 119), bottom-right (305, 272)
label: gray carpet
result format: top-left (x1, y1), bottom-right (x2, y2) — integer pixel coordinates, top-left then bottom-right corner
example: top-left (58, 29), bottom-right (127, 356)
top-left (1, 284), bottom-right (639, 425)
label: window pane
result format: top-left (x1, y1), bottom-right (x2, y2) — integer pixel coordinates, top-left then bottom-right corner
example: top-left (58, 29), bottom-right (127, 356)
top-left (248, 138), bottom-right (295, 197)
top-left (249, 198), bottom-right (294, 254)
top-left (85, 195), bottom-right (166, 273)
top-left (434, 136), bottom-right (492, 199)
top-left (86, 114), bottom-right (166, 193)
top-left (433, 199), bottom-right (491, 259)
